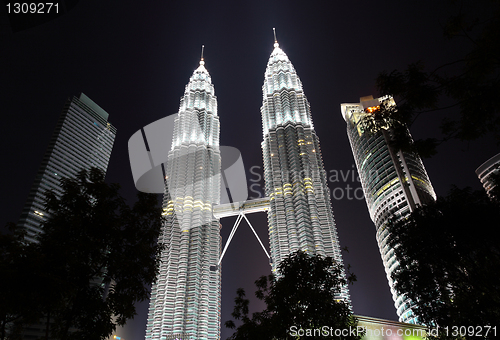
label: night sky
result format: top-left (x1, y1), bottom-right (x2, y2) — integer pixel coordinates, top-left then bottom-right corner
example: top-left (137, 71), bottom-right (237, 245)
top-left (1, 1), bottom-right (497, 339)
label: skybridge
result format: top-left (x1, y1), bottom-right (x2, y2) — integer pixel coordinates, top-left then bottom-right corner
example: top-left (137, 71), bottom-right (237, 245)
top-left (210, 197), bottom-right (272, 271)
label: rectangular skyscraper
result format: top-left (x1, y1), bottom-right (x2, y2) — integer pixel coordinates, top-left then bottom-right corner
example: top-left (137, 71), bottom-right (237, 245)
top-left (18, 93), bottom-right (116, 242)
top-left (261, 40), bottom-right (351, 303)
top-left (341, 95), bottom-right (436, 324)
top-left (145, 58), bottom-right (221, 340)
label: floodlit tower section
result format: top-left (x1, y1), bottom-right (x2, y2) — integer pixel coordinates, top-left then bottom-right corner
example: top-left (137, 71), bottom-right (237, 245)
top-left (261, 39), bottom-right (351, 304)
top-left (145, 57), bottom-right (221, 340)
top-left (341, 95), bottom-right (436, 324)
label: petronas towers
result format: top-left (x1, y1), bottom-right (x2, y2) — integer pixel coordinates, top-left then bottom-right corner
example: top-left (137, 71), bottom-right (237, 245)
top-left (261, 41), bottom-right (349, 301)
top-left (145, 58), bottom-right (222, 340)
top-left (145, 39), bottom-right (350, 339)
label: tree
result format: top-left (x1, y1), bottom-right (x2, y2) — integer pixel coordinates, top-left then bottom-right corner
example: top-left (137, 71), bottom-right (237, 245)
top-left (387, 187), bottom-right (500, 339)
top-left (0, 168), bottom-right (164, 340)
top-left (374, 0), bottom-right (500, 157)
top-left (225, 251), bottom-right (361, 340)
top-left (0, 223), bottom-right (44, 340)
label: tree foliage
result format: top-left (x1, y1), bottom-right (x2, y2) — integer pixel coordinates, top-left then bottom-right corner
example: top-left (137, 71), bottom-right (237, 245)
top-left (0, 223), bottom-right (44, 340)
top-left (387, 187), bottom-right (500, 339)
top-left (375, 0), bottom-right (500, 156)
top-left (225, 251), bottom-right (361, 340)
top-left (0, 168), bottom-right (164, 340)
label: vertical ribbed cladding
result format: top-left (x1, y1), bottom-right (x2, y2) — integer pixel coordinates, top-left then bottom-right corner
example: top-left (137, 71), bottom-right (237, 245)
top-left (261, 42), bottom-right (351, 304)
top-left (145, 59), bottom-right (221, 340)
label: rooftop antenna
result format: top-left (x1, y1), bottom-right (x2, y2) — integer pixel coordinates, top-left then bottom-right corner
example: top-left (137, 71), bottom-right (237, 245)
top-left (200, 45), bottom-right (205, 65)
top-left (273, 28), bottom-right (279, 47)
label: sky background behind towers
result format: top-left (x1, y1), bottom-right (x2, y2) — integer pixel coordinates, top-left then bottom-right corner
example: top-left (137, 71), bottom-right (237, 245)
top-left (0, 1), bottom-right (497, 339)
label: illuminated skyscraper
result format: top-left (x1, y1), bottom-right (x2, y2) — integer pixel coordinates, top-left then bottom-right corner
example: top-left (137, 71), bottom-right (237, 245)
top-left (15, 93), bottom-right (116, 340)
top-left (18, 93), bottom-right (116, 242)
top-left (341, 95), bottom-right (436, 324)
top-left (476, 152), bottom-right (500, 199)
top-left (260, 38), bottom-right (351, 303)
top-left (145, 56), bottom-right (221, 340)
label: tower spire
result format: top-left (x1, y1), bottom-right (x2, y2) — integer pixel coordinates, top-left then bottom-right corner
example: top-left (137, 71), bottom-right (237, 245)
top-left (200, 45), bottom-right (205, 65)
top-left (273, 28), bottom-right (279, 47)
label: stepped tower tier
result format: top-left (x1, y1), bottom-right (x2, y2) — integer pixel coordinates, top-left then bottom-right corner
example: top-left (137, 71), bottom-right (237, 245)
top-left (145, 56), bottom-right (222, 340)
top-left (261, 40), bottom-right (351, 304)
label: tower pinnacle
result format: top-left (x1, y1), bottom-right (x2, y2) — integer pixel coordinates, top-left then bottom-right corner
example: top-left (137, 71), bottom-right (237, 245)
top-left (200, 45), bottom-right (205, 66)
top-left (273, 27), bottom-right (279, 47)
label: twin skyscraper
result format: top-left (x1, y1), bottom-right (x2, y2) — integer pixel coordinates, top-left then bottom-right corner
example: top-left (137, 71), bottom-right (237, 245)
top-left (144, 38), bottom-right (350, 340)
top-left (144, 37), bottom-right (435, 339)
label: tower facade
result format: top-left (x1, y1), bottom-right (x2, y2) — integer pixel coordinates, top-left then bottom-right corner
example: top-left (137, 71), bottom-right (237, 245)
top-left (18, 93), bottom-right (116, 242)
top-left (261, 40), bottom-right (350, 303)
top-left (476, 152), bottom-right (500, 199)
top-left (145, 58), bottom-right (221, 340)
top-left (341, 95), bottom-right (436, 324)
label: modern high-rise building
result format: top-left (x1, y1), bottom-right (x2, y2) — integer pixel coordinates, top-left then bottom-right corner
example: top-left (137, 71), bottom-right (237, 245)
top-left (18, 93), bottom-right (116, 242)
top-left (476, 152), bottom-right (500, 199)
top-left (145, 56), bottom-right (221, 340)
top-left (341, 95), bottom-right (436, 324)
top-left (260, 39), bottom-right (351, 303)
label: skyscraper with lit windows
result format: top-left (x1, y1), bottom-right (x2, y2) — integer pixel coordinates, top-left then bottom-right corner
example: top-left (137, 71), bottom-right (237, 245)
top-left (341, 95), bottom-right (436, 324)
top-left (16, 93), bottom-right (116, 340)
top-left (260, 39), bottom-right (351, 303)
top-left (145, 56), bottom-right (221, 340)
top-left (476, 152), bottom-right (500, 199)
top-left (18, 93), bottom-right (116, 243)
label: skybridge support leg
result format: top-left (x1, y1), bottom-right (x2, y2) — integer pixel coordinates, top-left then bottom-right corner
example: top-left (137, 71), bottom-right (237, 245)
top-left (213, 213), bottom-right (243, 269)
top-left (211, 211), bottom-right (272, 271)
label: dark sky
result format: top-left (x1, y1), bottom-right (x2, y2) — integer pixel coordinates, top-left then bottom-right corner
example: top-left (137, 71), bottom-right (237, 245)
top-left (0, 1), bottom-right (497, 339)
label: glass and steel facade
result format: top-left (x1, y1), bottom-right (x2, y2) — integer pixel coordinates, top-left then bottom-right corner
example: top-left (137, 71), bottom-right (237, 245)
top-left (341, 95), bottom-right (436, 324)
top-left (17, 93), bottom-right (116, 242)
top-left (145, 58), bottom-right (221, 340)
top-left (261, 41), bottom-right (351, 303)
top-left (476, 152), bottom-right (500, 199)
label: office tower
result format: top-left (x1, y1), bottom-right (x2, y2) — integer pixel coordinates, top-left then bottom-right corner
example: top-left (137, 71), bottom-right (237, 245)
top-left (260, 39), bottom-right (351, 303)
top-left (18, 93), bottom-right (116, 242)
top-left (341, 95), bottom-right (436, 324)
top-left (145, 56), bottom-right (221, 340)
top-left (476, 152), bottom-right (500, 199)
